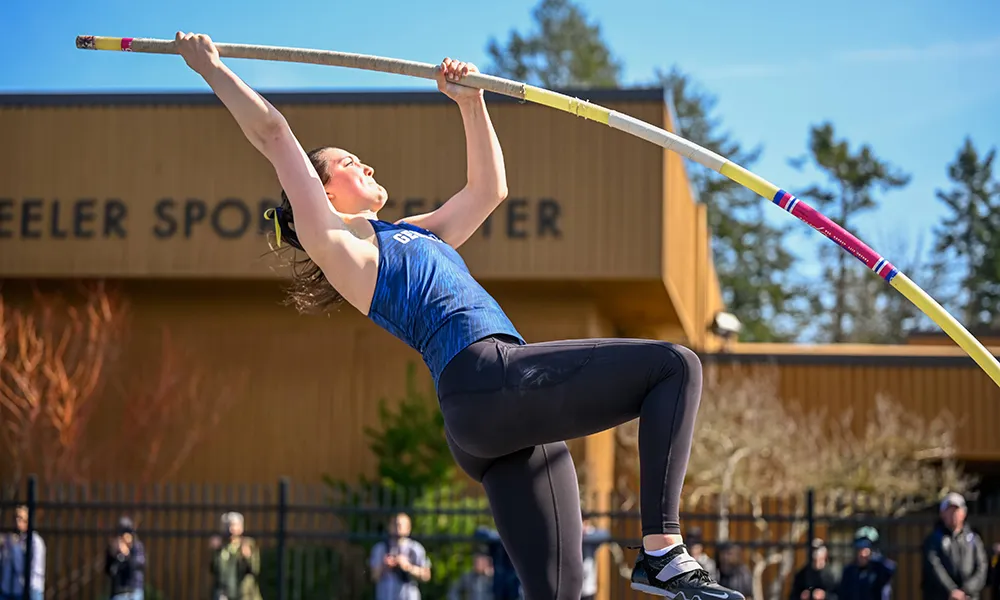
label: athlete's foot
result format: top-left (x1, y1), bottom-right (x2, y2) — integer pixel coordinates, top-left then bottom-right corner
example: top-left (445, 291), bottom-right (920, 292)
top-left (630, 545), bottom-right (745, 599)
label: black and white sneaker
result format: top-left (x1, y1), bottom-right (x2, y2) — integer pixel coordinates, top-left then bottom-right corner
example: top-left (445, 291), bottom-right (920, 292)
top-left (630, 545), bottom-right (745, 599)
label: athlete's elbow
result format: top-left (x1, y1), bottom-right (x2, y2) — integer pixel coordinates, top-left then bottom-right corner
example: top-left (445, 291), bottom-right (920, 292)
top-left (472, 182), bottom-right (507, 205)
top-left (496, 182), bottom-right (509, 202)
top-left (491, 172), bottom-right (509, 202)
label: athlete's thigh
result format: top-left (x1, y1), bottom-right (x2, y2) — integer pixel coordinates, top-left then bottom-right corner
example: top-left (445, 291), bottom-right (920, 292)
top-left (481, 442), bottom-right (583, 600)
top-left (499, 337), bottom-right (680, 448)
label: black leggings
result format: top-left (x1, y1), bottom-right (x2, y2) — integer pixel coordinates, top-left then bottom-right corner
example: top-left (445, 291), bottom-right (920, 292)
top-left (436, 335), bottom-right (703, 600)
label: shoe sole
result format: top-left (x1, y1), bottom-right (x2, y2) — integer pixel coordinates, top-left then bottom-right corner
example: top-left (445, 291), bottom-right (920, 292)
top-left (630, 584), bottom-right (739, 600)
top-left (630, 582), bottom-right (675, 597)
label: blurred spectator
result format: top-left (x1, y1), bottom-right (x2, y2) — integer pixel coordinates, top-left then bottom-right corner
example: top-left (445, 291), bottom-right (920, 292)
top-left (686, 527), bottom-right (718, 580)
top-left (789, 538), bottom-right (838, 600)
top-left (717, 542), bottom-right (754, 599)
top-left (921, 493), bottom-right (989, 600)
top-left (474, 527), bottom-right (522, 600)
top-left (0, 504), bottom-right (45, 600)
top-left (838, 526), bottom-right (895, 600)
top-left (104, 516), bottom-right (146, 599)
top-left (448, 549), bottom-right (494, 600)
top-left (581, 516), bottom-right (611, 600)
top-left (209, 511), bottom-right (261, 600)
top-left (369, 512), bottom-right (431, 600)
top-left (987, 542), bottom-right (999, 600)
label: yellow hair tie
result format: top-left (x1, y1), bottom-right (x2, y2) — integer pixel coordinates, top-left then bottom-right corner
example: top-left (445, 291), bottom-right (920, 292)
top-left (263, 208), bottom-right (282, 247)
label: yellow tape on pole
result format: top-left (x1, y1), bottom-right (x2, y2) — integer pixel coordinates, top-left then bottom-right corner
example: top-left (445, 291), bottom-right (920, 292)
top-left (890, 274), bottom-right (1000, 383)
top-left (523, 86), bottom-right (611, 123)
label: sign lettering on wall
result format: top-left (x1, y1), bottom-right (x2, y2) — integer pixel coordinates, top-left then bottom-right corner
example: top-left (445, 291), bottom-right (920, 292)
top-left (0, 196), bottom-right (563, 241)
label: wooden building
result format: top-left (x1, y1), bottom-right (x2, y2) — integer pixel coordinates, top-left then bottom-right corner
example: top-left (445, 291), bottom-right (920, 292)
top-left (0, 87), bottom-right (731, 491)
top-left (2, 88), bottom-right (998, 599)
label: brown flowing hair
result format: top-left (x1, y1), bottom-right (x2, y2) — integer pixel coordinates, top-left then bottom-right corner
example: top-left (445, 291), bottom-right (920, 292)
top-left (266, 147), bottom-right (345, 314)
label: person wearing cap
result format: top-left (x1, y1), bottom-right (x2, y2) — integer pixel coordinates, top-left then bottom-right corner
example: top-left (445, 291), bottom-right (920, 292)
top-left (837, 526), bottom-right (895, 600)
top-left (103, 515), bottom-right (146, 599)
top-left (789, 539), bottom-right (838, 600)
top-left (921, 493), bottom-right (989, 600)
top-left (473, 526), bottom-right (521, 600)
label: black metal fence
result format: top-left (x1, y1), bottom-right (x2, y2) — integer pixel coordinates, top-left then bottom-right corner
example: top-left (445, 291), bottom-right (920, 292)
top-left (1, 477), bottom-right (998, 600)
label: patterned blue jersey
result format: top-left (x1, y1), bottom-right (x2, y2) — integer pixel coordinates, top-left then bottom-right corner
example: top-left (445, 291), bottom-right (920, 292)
top-left (366, 219), bottom-right (524, 385)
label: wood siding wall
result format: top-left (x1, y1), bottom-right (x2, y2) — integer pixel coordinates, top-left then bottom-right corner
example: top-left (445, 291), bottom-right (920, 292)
top-left (0, 93), bottom-right (665, 281)
top-left (704, 351), bottom-right (1000, 460)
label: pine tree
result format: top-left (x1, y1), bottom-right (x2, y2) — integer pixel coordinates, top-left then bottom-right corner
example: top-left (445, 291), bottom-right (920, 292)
top-left (658, 67), bottom-right (806, 341)
top-left (486, 1), bottom-right (807, 341)
top-left (932, 137), bottom-right (1000, 328)
top-left (485, 0), bottom-right (623, 88)
top-left (794, 123), bottom-right (910, 342)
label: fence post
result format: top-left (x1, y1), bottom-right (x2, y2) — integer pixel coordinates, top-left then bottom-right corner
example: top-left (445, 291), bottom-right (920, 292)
top-left (22, 475), bottom-right (37, 600)
top-left (277, 477), bottom-right (289, 600)
top-left (806, 487), bottom-right (816, 552)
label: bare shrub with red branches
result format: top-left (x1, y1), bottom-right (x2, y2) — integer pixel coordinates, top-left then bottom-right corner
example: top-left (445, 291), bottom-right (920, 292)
top-left (0, 282), bottom-right (125, 489)
top-left (0, 281), bottom-right (244, 494)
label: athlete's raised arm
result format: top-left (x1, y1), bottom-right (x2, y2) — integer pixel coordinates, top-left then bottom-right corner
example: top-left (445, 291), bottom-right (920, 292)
top-left (174, 32), bottom-right (378, 312)
top-left (400, 59), bottom-right (509, 248)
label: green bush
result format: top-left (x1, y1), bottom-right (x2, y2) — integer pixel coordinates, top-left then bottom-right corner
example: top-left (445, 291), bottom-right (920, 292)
top-left (362, 362), bottom-right (456, 491)
top-left (258, 544), bottom-right (365, 600)
top-left (142, 585), bottom-right (166, 600)
top-left (318, 362), bottom-right (495, 597)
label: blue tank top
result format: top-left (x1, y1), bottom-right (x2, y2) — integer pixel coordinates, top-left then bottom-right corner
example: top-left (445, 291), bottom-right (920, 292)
top-left (366, 219), bottom-right (524, 385)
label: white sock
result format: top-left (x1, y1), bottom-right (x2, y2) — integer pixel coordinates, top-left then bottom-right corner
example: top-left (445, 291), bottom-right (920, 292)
top-left (645, 542), bottom-right (683, 557)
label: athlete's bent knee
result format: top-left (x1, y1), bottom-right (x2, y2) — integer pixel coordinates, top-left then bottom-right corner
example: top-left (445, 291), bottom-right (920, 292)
top-left (670, 343), bottom-right (702, 378)
top-left (647, 342), bottom-right (701, 385)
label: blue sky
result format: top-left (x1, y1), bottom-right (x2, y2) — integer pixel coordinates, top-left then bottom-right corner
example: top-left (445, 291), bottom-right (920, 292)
top-left (3, 0), bottom-right (999, 287)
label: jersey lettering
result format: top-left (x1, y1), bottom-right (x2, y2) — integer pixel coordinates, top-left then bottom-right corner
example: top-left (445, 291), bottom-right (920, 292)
top-left (391, 229), bottom-right (439, 245)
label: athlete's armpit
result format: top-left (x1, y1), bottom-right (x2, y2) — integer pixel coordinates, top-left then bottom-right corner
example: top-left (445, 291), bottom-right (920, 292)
top-left (264, 128), bottom-right (379, 313)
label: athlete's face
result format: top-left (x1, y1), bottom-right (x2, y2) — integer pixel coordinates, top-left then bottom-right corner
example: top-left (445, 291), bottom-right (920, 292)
top-left (320, 147), bottom-right (388, 215)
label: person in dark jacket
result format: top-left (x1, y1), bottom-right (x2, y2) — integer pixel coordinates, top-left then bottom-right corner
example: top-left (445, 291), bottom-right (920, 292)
top-left (987, 542), bottom-right (1000, 600)
top-left (922, 493), bottom-right (989, 600)
top-left (717, 543), bottom-right (754, 599)
top-left (448, 550), bottom-right (494, 600)
top-left (473, 527), bottom-right (521, 600)
top-left (104, 516), bottom-right (146, 600)
top-left (0, 505), bottom-right (45, 600)
top-left (838, 526), bottom-right (895, 600)
top-left (790, 539), bottom-right (839, 600)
